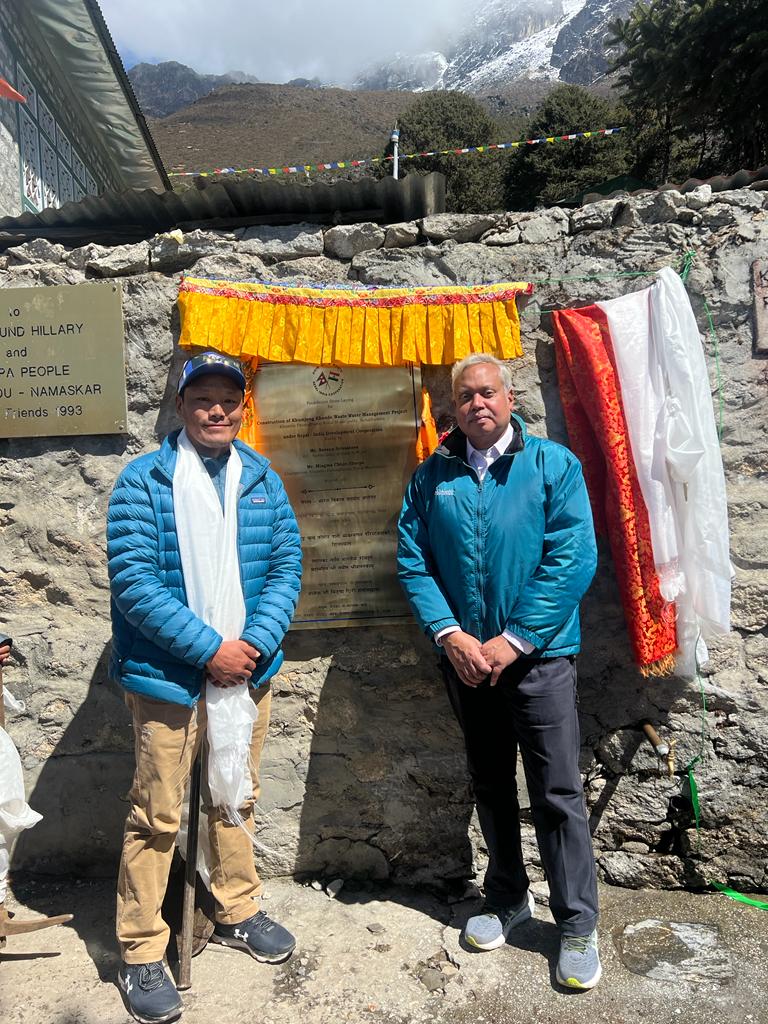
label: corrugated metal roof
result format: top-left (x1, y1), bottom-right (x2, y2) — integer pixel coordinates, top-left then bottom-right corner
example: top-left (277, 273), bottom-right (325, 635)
top-left (9, 0), bottom-right (168, 191)
top-left (664, 166), bottom-right (768, 194)
top-left (580, 165), bottom-right (768, 205)
top-left (0, 173), bottom-right (446, 249)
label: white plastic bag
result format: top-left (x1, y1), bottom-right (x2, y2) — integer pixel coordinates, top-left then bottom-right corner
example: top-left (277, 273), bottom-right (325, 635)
top-left (0, 726), bottom-right (42, 902)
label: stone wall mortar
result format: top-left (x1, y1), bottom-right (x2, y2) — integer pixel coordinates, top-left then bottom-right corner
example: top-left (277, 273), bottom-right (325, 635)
top-left (1, 186), bottom-right (767, 894)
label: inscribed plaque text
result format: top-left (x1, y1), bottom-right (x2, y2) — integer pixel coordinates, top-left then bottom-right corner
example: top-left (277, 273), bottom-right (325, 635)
top-left (0, 282), bottom-right (127, 438)
top-left (251, 364), bottom-right (419, 628)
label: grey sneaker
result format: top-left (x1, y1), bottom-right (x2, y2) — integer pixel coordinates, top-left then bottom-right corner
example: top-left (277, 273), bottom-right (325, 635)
top-left (211, 910), bottom-right (296, 963)
top-left (118, 961), bottom-right (182, 1024)
top-left (463, 891), bottom-right (535, 950)
top-left (556, 929), bottom-right (602, 989)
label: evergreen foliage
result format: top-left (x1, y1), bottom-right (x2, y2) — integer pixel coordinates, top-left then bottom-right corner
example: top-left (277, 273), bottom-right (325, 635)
top-left (387, 1), bottom-right (767, 212)
top-left (389, 91), bottom-right (507, 212)
top-left (504, 85), bottom-right (630, 209)
top-left (610, 0), bottom-right (768, 173)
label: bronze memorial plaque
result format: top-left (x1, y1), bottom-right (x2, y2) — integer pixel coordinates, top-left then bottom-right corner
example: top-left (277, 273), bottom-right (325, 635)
top-left (0, 282), bottom-right (127, 438)
top-left (251, 363), bottom-right (420, 628)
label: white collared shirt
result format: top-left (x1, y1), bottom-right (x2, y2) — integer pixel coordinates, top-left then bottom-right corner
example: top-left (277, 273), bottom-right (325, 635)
top-left (435, 421), bottom-right (534, 656)
top-left (466, 421), bottom-right (516, 482)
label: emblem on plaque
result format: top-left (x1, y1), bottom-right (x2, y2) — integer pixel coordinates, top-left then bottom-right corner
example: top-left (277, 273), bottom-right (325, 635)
top-left (312, 365), bottom-right (344, 397)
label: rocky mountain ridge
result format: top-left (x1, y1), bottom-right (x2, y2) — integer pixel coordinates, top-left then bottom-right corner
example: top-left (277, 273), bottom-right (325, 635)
top-left (127, 61), bottom-right (259, 118)
top-left (355, 0), bottom-right (635, 93)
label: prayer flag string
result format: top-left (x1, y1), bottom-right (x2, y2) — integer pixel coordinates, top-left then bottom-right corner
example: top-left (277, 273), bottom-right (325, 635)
top-left (167, 127), bottom-right (625, 180)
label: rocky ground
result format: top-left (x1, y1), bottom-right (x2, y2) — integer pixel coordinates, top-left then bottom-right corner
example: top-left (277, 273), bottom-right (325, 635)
top-left (1, 876), bottom-right (767, 1024)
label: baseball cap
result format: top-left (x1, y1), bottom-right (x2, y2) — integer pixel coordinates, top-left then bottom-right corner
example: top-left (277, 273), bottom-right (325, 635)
top-left (177, 351), bottom-right (247, 394)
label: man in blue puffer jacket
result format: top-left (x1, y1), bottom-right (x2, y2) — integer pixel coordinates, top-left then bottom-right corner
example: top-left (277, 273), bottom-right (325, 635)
top-left (108, 352), bottom-right (301, 1023)
top-left (397, 354), bottom-right (601, 992)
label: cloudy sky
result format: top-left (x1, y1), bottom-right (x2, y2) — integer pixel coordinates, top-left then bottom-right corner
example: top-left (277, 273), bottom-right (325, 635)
top-left (99, 0), bottom-right (477, 84)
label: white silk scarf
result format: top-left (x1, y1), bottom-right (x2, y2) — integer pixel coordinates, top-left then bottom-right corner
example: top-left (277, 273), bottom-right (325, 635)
top-left (597, 269), bottom-right (732, 675)
top-left (649, 268), bottom-right (732, 674)
top-left (173, 430), bottom-right (257, 824)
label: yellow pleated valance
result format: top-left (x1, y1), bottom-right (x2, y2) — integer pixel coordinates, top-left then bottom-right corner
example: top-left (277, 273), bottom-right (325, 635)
top-left (177, 277), bottom-right (532, 366)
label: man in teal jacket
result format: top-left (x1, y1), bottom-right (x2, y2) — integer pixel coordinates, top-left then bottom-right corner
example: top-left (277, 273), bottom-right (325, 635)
top-left (108, 352), bottom-right (301, 1023)
top-left (397, 354), bottom-right (601, 991)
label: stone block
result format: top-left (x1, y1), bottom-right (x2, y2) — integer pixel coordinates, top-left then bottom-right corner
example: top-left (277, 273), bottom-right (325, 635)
top-left (351, 247), bottom-right (454, 286)
top-left (685, 184), bottom-right (713, 210)
top-left (519, 211), bottom-right (569, 244)
top-left (148, 229), bottom-right (231, 272)
top-left (676, 208), bottom-right (703, 225)
top-left (569, 199), bottom-right (622, 234)
top-left (324, 222), bottom-right (385, 260)
top-left (86, 241), bottom-right (150, 277)
top-left (419, 213), bottom-right (499, 243)
top-left (752, 260), bottom-right (768, 355)
top-left (7, 238), bottom-right (66, 265)
top-left (730, 569), bottom-right (768, 632)
top-left (719, 190), bottom-right (764, 210)
top-left (645, 191), bottom-right (682, 224)
top-left (65, 242), bottom-right (103, 270)
top-left (271, 255), bottom-right (352, 283)
top-left (192, 252), bottom-right (268, 281)
top-left (3, 262), bottom-right (84, 287)
top-left (384, 222), bottom-right (420, 249)
top-left (598, 851), bottom-right (686, 888)
top-left (701, 203), bottom-right (737, 229)
top-left (482, 226), bottom-right (522, 247)
top-left (236, 222), bottom-right (324, 261)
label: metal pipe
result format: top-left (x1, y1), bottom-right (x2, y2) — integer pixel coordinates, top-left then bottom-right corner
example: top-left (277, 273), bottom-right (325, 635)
top-left (391, 126), bottom-right (400, 180)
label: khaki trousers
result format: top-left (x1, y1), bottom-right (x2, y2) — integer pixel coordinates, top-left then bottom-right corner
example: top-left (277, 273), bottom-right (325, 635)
top-left (117, 685), bottom-right (271, 964)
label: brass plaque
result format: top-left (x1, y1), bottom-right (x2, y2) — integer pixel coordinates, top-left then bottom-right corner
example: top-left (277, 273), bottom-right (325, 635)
top-left (0, 282), bottom-right (127, 437)
top-left (251, 364), bottom-right (419, 629)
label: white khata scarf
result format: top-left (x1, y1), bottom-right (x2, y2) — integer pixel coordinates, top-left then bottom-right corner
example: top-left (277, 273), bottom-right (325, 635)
top-left (597, 268), bottom-right (732, 677)
top-left (173, 429), bottom-right (258, 831)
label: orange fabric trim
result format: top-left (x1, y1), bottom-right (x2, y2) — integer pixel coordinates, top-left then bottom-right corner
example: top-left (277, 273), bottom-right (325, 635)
top-left (552, 306), bottom-right (677, 674)
top-left (415, 388), bottom-right (439, 463)
top-left (177, 278), bottom-right (530, 366)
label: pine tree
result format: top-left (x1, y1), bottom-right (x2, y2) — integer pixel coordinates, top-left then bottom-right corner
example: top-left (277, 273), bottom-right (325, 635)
top-left (504, 85), bottom-right (631, 209)
top-left (387, 91), bottom-right (506, 213)
top-left (611, 0), bottom-right (768, 174)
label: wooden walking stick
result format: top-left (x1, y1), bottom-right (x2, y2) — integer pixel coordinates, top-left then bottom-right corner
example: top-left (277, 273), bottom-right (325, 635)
top-left (176, 747), bottom-right (202, 990)
top-left (0, 645), bottom-right (73, 947)
top-left (0, 650), bottom-right (7, 733)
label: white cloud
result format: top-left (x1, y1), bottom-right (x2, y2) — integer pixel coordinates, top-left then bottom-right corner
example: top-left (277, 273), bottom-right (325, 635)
top-left (100, 0), bottom-right (478, 84)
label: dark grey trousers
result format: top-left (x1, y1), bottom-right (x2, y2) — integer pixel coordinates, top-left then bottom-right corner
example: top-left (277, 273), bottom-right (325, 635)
top-left (443, 655), bottom-right (598, 936)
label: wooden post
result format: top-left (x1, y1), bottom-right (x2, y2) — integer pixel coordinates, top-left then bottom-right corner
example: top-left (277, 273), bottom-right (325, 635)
top-left (176, 749), bottom-right (202, 990)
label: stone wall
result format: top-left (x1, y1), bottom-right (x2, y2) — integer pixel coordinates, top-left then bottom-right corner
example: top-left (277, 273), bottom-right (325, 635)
top-left (2, 185), bottom-right (767, 895)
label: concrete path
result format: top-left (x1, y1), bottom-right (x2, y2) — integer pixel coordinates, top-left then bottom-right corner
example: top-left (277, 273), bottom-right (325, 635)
top-left (1, 878), bottom-right (766, 1024)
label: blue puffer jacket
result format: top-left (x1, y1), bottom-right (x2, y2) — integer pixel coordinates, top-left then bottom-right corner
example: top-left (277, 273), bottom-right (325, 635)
top-left (107, 431), bottom-right (302, 706)
top-left (397, 414), bottom-right (597, 656)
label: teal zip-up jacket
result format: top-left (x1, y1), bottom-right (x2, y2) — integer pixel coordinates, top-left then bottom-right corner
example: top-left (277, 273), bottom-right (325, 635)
top-left (396, 414), bottom-right (597, 656)
top-left (107, 431), bottom-right (301, 706)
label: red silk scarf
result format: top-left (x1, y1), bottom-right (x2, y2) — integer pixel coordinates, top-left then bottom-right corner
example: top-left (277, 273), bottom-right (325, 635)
top-left (552, 305), bottom-right (677, 676)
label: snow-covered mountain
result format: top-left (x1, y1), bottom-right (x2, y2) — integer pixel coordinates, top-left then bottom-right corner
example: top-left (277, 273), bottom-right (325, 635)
top-left (354, 0), bottom-right (635, 94)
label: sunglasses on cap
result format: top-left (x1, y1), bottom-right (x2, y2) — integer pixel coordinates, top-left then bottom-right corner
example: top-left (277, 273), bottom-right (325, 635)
top-left (177, 352), bottom-right (247, 394)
